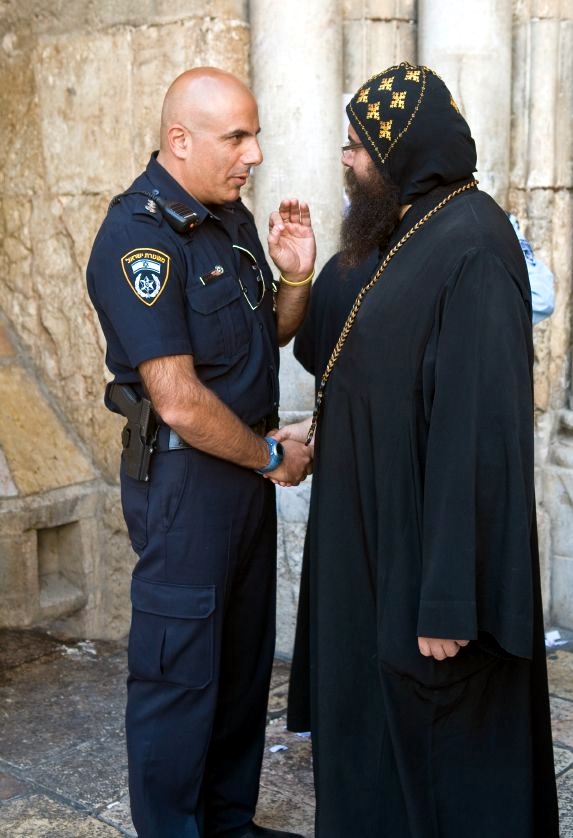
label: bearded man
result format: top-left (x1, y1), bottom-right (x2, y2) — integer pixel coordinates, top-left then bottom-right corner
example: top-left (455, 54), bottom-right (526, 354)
top-left (276, 64), bottom-right (559, 837)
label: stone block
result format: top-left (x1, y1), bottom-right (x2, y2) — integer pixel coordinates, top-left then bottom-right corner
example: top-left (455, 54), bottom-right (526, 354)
top-left (556, 20), bottom-right (573, 187)
top-left (130, 18), bottom-right (250, 170)
top-left (276, 481), bottom-right (310, 657)
top-left (0, 365), bottom-right (95, 496)
top-left (527, 19), bottom-right (561, 188)
top-left (544, 466), bottom-right (573, 555)
top-left (0, 447), bottom-right (18, 497)
top-left (537, 503), bottom-right (553, 621)
top-left (0, 529), bottom-right (40, 626)
top-left (343, 19), bottom-right (416, 92)
top-left (35, 32), bottom-right (134, 195)
top-left (0, 324), bottom-right (15, 357)
top-left (531, 0), bottom-right (564, 17)
top-left (277, 479), bottom-right (312, 524)
top-left (551, 555), bottom-right (573, 630)
top-left (278, 347), bottom-right (315, 414)
top-left (0, 45), bottom-right (43, 197)
top-left (342, 0), bottom-right (416, 19)
top-left (509, 23), bottom-right (529, 187)
top-left (0, 483), bottom-right (133, 640)
top-left (276, 517), bottom-right (307, 659)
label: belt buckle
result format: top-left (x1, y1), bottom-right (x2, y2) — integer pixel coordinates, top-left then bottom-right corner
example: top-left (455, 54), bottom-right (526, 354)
top-left (168, 429), bottom-right (191, 450)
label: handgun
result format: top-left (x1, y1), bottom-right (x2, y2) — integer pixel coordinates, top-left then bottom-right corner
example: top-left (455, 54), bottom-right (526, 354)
top-left (105, 382), bottom-right (158, 481)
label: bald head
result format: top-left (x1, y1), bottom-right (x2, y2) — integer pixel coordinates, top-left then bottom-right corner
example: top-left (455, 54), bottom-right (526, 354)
top-left (160, 67), bottom-right (255, 149)
top-left (156, 66), bottom-right (263, 205)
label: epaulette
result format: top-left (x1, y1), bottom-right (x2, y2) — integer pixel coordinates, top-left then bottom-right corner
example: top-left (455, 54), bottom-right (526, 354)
top-left (109, 190), bottom-right (200, 233)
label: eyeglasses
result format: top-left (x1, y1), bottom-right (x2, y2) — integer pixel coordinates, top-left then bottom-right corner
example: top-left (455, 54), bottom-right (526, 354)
top-left (341, 141), bottom-right (364, 156)
top-left (232, 244), bottom-right (266, 311)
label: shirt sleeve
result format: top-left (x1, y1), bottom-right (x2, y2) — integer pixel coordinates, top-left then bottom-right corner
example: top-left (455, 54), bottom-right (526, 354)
top-left (88, 222), bottom-right (192, 369)
top-left (507, 213), bottom-right (555, 325)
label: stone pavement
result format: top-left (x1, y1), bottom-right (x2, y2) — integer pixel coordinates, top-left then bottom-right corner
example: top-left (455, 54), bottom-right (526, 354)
top-left (1, 627), bottom-right (573, 838)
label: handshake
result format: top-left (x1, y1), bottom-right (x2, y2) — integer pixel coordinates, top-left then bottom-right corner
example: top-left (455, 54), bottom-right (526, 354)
top-left (262, 416), bottom-right (314, 488)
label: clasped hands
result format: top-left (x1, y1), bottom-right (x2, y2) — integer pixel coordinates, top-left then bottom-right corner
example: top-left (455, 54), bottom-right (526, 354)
top-left (262, 417), bottom-right (314, 488)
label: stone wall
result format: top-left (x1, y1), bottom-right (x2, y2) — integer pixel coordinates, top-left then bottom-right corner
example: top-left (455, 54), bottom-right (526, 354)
top-left (0, 0), bottom-right (251, 639)
top-left (0, 0), bottom-right (571, 656)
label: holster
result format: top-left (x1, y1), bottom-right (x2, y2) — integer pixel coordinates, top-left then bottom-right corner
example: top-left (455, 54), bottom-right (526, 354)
top-left (106, 382), bottom-right (159, 481)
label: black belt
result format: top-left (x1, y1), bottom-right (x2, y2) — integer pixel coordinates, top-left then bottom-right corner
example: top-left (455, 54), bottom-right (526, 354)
top-left (155, 417), bottom-right (273, 452)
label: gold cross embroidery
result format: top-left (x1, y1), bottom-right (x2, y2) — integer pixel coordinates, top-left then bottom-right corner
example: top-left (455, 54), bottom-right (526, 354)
top-left (390, 91), bottom-right (407, 109)
top-left (357, 87), bottom-right (370, 103)
top-left (367, 102), bottom-right (380, 120)
top-left (378, 77), bottom-right (394, 91)
top-left (405, 69), bottom-right (421, 82)
top-left (379, 120), bottom-right (392, 140)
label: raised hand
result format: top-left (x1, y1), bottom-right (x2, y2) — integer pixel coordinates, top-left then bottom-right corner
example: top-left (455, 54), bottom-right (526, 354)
top-left (268, 199), bottom-right (316, 281)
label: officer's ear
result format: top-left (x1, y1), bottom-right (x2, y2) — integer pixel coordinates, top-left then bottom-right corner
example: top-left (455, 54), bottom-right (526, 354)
top-left (167, 123), bottom-right (191, 160)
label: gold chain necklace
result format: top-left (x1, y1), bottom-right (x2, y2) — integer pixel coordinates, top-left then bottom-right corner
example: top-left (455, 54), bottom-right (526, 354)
top-left (305, 180), bottom-right (478, 445)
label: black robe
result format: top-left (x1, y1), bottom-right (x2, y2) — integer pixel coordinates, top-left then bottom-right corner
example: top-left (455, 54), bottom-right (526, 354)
top-left (288, 185), bottom-right (559, 837)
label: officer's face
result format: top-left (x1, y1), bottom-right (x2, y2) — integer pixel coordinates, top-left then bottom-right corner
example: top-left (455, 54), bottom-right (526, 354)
top-left (181, 90), bottom-right (263, 205)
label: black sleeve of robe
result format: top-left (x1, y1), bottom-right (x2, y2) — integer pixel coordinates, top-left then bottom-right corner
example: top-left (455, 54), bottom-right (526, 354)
top-left (417, 247), bottom-right (536, 659)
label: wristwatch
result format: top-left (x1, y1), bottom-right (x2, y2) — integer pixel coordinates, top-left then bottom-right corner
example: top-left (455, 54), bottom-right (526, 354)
top-left (255, 436), bottom-right (284, 474)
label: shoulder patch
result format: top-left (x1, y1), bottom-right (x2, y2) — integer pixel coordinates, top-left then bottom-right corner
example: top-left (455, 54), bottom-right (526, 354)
top-left (121, 248), bottom-right (170, 306)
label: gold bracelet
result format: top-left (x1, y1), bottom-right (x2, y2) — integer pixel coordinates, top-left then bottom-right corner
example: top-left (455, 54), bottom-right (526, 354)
top-left (279, 269), bottom-right (315, 287)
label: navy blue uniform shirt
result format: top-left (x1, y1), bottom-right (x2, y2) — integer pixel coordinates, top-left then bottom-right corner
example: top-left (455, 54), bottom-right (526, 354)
top-left (87, 154), bottom-right (280, 426)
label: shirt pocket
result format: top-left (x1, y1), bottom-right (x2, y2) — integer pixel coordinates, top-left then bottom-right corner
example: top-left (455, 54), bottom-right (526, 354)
top-left (128, 577), bottom-right (216, 689)
top-left (187, 274), bottom-right (251, 363)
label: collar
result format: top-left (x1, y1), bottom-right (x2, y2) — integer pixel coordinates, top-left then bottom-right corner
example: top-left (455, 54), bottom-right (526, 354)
top-left (145, 152), bottom-right (216, 226)
top-left (145, 152), bottom-right (247, 230)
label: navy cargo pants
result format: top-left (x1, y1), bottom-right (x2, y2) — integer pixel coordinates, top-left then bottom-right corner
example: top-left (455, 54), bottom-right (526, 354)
top-left (121, 444), bottom-right (277, 838)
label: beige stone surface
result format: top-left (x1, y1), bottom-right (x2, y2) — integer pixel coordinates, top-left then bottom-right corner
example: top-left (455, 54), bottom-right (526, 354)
top-left (343, 0), bottom-right (416, 17)
top-left (0, 795), bottom-right (121, 836)
top-left (556, 19), bottom-right (573, 188)
top-left (0, 366), bottom-right (95, 495)
top-left (0, 0), bottom-right (572, 643)
top-left (0, 324), bottom-right (15, 357)
top-left (343, 18), bottom-right (417, 91)
top-left (548, 649), bottom-right (573, 700)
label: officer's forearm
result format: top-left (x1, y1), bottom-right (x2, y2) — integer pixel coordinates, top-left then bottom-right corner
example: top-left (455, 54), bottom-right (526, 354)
top-left (139, 354), bottom-right (270, 470)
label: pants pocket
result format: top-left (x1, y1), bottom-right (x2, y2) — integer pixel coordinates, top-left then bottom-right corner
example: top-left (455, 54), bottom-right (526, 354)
top-left (128, 577), bottom-right (216, 689)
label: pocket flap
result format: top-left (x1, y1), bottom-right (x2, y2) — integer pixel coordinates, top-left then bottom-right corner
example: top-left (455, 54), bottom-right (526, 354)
top-left (188, 275), bottom-right (242, 315)
top-left (131, 577), bottom-right (215, 619)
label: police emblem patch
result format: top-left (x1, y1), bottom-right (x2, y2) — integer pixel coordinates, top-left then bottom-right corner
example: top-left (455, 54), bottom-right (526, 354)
top-left (121, 248), bottom-right (170, 306)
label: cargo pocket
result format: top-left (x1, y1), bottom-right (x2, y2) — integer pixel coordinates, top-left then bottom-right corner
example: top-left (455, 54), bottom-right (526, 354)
top-left (128, 577), bottom-right (216, 689)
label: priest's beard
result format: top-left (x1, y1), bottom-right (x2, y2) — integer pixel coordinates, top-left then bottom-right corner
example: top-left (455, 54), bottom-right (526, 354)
top-left (340, 166), bottom-right (401, 268)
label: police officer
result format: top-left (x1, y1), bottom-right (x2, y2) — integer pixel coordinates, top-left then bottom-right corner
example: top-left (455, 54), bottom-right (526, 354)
top-left (86, 67), bottom-right (314, 838)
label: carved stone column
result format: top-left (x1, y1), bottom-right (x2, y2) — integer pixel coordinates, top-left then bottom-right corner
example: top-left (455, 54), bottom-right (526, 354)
top-left (249, 1), bottom-right (343, 656)
top-left (418, 0), bottom-right (513, 204)
top-left (249, 0), bottom-right (343, 417)
top-left (343, 0), bottom-right (417, 93)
